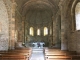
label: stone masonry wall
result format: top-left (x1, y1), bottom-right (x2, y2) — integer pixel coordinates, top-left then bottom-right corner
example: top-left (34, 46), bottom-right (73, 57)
top-left (76, 31), bottom-right (80, 53)
top-left (69, 31), bottom-right (80, 53)
top-left (0, 0), bottom-right (9, 51)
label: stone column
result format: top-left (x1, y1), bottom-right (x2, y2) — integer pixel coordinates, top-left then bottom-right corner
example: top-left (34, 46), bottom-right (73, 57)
top-left (9, 1), bottom-right (17, 49)
top-left (52, 16), bottom-right (57, 45)
top-left (22, 17), bottom-right (25, 44)
top-left (59, 2), bottom-right (68, 50)
top-left (48, 23), bottom-right (53, 47)
top-left (55, 12), bottom-right (61, 48)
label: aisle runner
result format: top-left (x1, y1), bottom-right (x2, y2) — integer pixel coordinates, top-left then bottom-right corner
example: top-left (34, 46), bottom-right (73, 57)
top-left (30, 48), bottom-right (44, 60)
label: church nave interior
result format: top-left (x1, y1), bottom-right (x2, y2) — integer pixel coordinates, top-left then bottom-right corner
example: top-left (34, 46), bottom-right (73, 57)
top-left (0, 0), bottom-right (80, 60)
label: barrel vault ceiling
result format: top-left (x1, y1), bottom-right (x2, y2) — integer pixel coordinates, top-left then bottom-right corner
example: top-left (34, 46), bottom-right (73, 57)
top-left (15, 0), bottom-right (60, 25)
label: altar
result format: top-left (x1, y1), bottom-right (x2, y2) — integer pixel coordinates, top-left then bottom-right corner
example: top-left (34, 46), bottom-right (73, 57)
top-left (32, 42), bottom-right (45, 48)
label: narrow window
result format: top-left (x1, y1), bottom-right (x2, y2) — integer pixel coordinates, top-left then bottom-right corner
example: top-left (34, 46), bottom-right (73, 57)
top-left (29, 27), bottom-right (34, 36)
top-left (75, 2), bottom-right (80, 30)
top-left (44, 27), bottom-right (48, 36)
top-left (37, 29), bottom-right (40, 36)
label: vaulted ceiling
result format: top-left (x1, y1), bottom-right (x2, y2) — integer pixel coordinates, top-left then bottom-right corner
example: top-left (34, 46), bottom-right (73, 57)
top-left (15, 0), bottom-right (60, 25)
top-left (15, 0), bottom-right (60, 14)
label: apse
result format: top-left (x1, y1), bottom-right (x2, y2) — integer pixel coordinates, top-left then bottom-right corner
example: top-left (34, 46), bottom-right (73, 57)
top-left (22, 0), bottom-right (54, 47)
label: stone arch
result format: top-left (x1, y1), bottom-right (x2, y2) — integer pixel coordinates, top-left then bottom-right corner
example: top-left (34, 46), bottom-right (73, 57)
top-left (65, 0), bottom-right (80, 32)
top-left (21, 0), bottom-right (55, 47)
top-left (64, 0), bottom-right (80, 34)
top-left (22, 0), bottom-right (54, 17)
top-left (75, 2), bottom-right (80, 30)
top-left (71, 0), bottom-right (79, 31)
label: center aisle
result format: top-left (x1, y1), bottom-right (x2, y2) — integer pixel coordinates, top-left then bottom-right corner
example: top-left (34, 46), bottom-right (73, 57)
top-left (30, 48), bottom-right (44, 60)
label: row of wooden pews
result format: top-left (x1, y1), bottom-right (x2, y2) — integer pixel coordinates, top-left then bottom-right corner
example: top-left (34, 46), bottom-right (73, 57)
top-left (0, 47), bottom-right (32, 60)
top-left (44, 48), bottom-right (80, 60)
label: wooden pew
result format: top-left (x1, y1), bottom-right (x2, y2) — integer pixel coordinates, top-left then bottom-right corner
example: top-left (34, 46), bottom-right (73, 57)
top-left (0, 48), bottom-right (32, 60)
top-left (0, 54), bottom-right (27, 60)
top-left (45, 51), bottom-right (77, 56)
top-left (45, 50), bottom-right (76, 56)
top-left (44, 48), bottom-right (80, 60)
top-left (45, 53), bottom-right (80, 60)
top-left (15, 47), bottom-right (32, 51)
top-left (0, 52), bottom-right (29, 60)
top-left (0, 50), bottom-right (31, 57)
top-left (8, 49), bottom-right (32, 57)
top-left (45, 55), bottom-right (72, 60)
top-left (72, 55), bottom-right (80, 60)
top-left (45, 48), bottom-right (76, 53)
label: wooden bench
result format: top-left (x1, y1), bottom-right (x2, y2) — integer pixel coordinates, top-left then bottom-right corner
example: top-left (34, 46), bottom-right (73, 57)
top-left (44, 48), bottom-right (80, 60)
top-left (13, 47), bottom-right (31, 51)
top-left (8, 49), bottom-right (32, 56)
top-left (0, 48), bottom-right (32, 60)
top-left (45, 50), bottom-right (76, 56)
top-left (0, 52), bottom-right (29, 60)
top-left (0, 50), bottom-right (31, 57)
top-left (45, 55), bottom-right (72, 60)
top-left (71, 55), bottom-right (80, 60)
top-left (0, 54), bottom-right (27, 60)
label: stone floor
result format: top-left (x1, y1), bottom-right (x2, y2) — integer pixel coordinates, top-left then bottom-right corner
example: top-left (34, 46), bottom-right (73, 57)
top-left (30, 48), bottom-right (44, 60)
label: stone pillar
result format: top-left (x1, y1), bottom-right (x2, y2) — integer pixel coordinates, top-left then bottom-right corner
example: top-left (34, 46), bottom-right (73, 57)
top-left (55, 12), bottom-right (61, 48)
top-left (59, 2), bottom-right (68, 50)
top-left (48, 22), bottom-right (53, 47)
top-left (9, 1), bottom-right (17, 49)
top-left (52, 16), bottom-right (57, 45)
top-left (22, 17), bottom-right (25, 44)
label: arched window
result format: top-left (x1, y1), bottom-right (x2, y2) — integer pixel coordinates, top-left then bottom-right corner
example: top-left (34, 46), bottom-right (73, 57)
top-left (44, 27), bottom-right (48, 36)
top-left (29, 27), bottom-right (34, 36)
top-left (75, 2), bottom-right (80, 30)
top-left (37, 29), bottom-right (40, 36)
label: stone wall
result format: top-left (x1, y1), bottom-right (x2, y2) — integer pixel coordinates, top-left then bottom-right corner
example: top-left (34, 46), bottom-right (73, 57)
top-left (60, 0), bottom-right (80, 53)
top-left (0, 0), bottom-right (16, 50)
top-left (68, 31), bottom-right (80, 53)
top-left (68, 32), bottom-right (77, 51)
top-left (0, 0), bottom-right (9, 51)
top-left (76, 31), bottom-right (80, 53)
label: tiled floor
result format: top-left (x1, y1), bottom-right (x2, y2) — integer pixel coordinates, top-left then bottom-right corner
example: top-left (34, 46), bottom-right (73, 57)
top-left (30, 48), bottom-right (44, 60)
